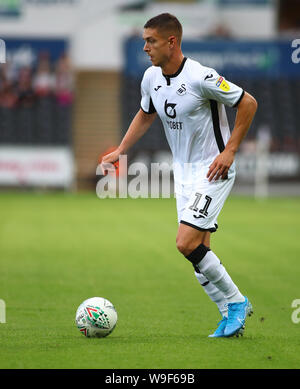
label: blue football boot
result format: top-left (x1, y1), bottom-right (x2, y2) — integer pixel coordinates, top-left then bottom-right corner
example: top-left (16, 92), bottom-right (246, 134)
top-left (224, 296), bottom-right (253, 337)
top-left (208, 316), bottom-right (228, 337)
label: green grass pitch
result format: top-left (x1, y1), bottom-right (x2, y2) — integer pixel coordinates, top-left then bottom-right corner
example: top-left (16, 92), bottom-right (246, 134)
top-left (0, 192), bottom-right (300, 369)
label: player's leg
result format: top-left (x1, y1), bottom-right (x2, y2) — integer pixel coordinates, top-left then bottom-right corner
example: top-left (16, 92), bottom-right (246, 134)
top-left (184, 230), bottom-right (229, 318)
top-left (193, 235), bottom-right (231, 337)
top-left (177, 176), bottom-right (253, 337)
top-left (175, 190), bottom-right (228, 323)
top-left (176, 223), bottom-right (244, 304)
top-left (176, 223), bottom-right (251, 337)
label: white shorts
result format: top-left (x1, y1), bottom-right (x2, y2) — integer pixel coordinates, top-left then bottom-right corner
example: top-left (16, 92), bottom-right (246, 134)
top-left (175, 174), bottom-right (235, 233)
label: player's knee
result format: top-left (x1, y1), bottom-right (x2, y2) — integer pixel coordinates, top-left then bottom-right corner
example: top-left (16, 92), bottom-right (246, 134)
top-left (176, 237), bottom-right (196, 257)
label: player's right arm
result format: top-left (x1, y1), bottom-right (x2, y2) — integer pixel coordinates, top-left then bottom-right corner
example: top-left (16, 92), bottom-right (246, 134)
top-left (102, 67), bottom-right (156, 167)
top-left (101, 109), bottom-right (157, 166)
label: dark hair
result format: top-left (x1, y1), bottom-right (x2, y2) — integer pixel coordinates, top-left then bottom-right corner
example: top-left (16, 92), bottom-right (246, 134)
top-left (144, 13), bottom-right (183, 44)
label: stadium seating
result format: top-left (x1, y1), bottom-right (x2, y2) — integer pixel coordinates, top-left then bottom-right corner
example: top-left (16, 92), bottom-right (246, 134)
top-left (0, 53), bottom-right (73, 146)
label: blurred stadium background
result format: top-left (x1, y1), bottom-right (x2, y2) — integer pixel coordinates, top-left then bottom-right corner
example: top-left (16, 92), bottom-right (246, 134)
top-left (0, 0), bottom-right (299, 197)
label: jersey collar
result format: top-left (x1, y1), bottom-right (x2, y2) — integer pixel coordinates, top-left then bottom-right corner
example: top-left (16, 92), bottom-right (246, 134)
top-left (162, 57), bottom-right (187, 85)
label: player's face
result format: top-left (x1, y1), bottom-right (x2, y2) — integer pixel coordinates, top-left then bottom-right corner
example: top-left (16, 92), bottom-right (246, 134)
top-left (143, 28), bottom-right (172, 68)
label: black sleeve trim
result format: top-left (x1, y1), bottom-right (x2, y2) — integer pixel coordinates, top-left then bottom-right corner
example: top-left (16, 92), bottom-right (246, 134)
top-left (209, 100), bottom-right (225, 153)
top-left (233, 90), bottom-right (245, 108)
top-left (141, 97), bottom-right (156, 114)
top-left (149, 97), bottom-right (156, 113)
top-left (141, 106), bottom-right (149, 114)
top-left (180, 220), bottom-right (218, 233)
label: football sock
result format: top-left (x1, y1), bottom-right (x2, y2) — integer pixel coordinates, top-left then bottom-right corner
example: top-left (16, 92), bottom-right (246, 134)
top-left (194, 271), bottom-right (228, 317)
top-left (186, 245), bottom-right (245, 304)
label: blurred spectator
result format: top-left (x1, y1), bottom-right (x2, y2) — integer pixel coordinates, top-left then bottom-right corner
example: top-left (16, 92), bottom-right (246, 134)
top-left (32, 52), bottom-right (55, 143)
top-left (17, 67), bottom-right (35, 107)
top-left (0, 61), bottom-right (17, 85)
top-left (0, 76), bottom-right (18, 143)
top-left (16, 67), bottom-right (36, 144)
top-left (0, 78), bottom-right (18, 109)
top-left (54, 53), bottom-right (74, 107)
top-left (53, 53), bottom-right (74, 144)
top-left (33, 51), bottom-right (55, 97)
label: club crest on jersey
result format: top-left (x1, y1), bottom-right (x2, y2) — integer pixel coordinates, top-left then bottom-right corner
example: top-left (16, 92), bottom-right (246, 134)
top-left (176, 84), bottom-right (187, 96)
top-left (216, 76), bottom-right (230, 92)
top-left (164, 99), bottom-right (177, 119)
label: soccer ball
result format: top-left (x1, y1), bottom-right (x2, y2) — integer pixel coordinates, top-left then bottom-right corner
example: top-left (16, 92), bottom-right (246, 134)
top-left (75, 297), bottom-right (118, 338)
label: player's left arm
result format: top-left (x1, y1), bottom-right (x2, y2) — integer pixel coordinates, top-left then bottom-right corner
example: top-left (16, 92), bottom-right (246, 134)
top-left (207, 91), bottom-right (258, 182)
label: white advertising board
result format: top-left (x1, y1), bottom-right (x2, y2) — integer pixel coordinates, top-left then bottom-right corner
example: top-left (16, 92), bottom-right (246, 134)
top-left (0, 146), bottom-right (75, 188)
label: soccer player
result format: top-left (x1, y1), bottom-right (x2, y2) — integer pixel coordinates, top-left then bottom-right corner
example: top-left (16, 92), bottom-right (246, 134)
top-left (101, 13), bottom-right (257, 337)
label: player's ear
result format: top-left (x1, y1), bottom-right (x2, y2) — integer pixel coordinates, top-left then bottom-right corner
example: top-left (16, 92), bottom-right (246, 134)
top-left (168, 35), bottom-right (176, 48)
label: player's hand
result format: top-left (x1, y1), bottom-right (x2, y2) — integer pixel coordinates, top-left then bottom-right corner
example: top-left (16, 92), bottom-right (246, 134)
top-left (206, 149), bottom-right (235, 182)
top-left (100, 149), bottom-right (121, 175)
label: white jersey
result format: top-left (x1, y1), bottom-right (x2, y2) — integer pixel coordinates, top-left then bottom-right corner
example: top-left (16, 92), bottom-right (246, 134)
top-left (140, 57), bottom-right (244, 185)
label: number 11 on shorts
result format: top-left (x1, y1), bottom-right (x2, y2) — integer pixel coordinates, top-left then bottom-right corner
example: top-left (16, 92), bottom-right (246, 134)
top-left (189, 193), bottom-right (212, 217)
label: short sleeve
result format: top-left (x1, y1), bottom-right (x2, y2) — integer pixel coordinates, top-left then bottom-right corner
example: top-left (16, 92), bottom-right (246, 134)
top-left (140, 69), bottom-right (156, 114)
top-left (200, 68), bottom-right (244, 108)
